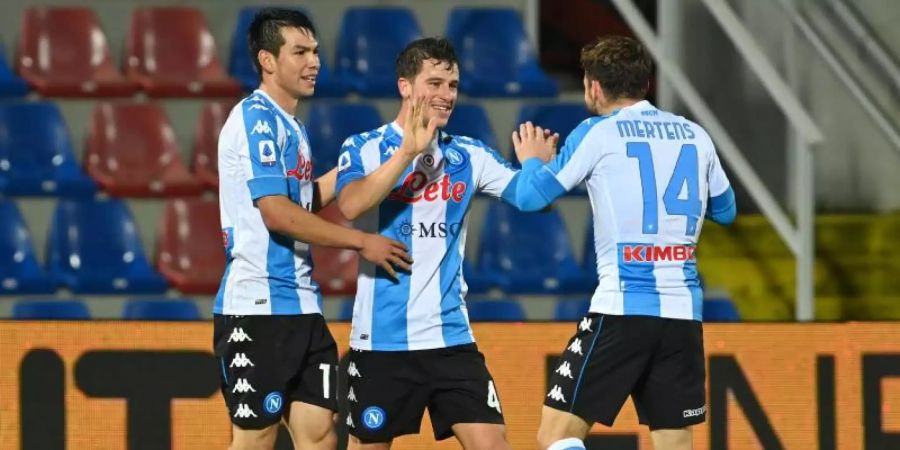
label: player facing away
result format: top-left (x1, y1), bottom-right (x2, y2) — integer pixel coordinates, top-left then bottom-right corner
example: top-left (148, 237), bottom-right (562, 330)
top-left (213, 9), bottom-right (411, 450)
top-left (510, 36), bottom-right (737, 450)
top-left (334, 38), bottom-right (555, 450)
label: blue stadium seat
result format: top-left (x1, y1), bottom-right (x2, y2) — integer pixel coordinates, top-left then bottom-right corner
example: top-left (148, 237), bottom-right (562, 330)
top-left (516, 103), bottom-right (591, 193)
top-left (476, 202), bottom-right (595, 294)
top-left (338, 298), bottom-right (354, 321)
top-left (13, 299), bottom-right (90, 320)
top-left (229, 7), bottom-right (347, 97)
top-left (0, 200), bottom-right (54, 294)
top-left (0, 47), bottom-right (29, 97)
top-left (447, 8), bottom-right (557, 97)
top-left (554, 298), bottom-right (591, 321)
top-left (336, 7), bottom-right (422, 97)
top-left (444, 104), bottom-right (499, 150)
top-left (123, 298), bottom-right (201, 320)
top-left (0, 102), bottom-right (97, 196)
top-left (306, 102), bottom-right (382, 177)
top-left (703, 297), bottom-right (741, 322)
top-left (463, 259), bottom-right (494, 295)
top-left (46, 199), bottom-right (168, 294)
top-left (466, 298), bottom-right (525, 322)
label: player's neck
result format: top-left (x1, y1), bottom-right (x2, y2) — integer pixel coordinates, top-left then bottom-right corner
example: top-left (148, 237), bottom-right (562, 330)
top-left (598, 97), bottom-right (642, 116)
top-left (394, 103), bottom-right (410, 130)
top-left (259, 83), bottom-right (300, 115)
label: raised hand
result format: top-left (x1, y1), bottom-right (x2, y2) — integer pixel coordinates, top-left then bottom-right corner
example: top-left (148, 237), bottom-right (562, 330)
top-left (358, 233), bottom-right (413, 280)
top-left (400, 96), bottom-right (438, 157)
top-left (512, 121), bottom-right (559, 164)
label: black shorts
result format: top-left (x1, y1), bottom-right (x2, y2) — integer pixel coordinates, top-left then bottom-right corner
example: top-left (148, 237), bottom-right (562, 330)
top-left (544, 314), bottom-right (706, 430)
top-left (213, 314), bottom-right (339, 429)
top-left (345, 343), bottom-right (504, 443)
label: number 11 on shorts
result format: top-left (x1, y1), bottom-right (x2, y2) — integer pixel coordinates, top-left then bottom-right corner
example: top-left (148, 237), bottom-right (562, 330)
top-left (487, 380), bottom-right (501, 414)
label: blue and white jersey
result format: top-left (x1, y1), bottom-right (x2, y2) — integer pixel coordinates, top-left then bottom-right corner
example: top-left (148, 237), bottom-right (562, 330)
top-left (516, 100), bottom-right (734, 321)
top-left (214, 90), bottom-right (322, 316)
top-left (336, 122), bottom-right (519, 350)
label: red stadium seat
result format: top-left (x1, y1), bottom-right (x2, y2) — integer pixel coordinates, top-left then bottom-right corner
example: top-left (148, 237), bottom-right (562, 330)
top-left (125, 7), bottom-right (241, 97)
top-left (192, 100), bottom-right (236, 189)
top-left (16, 7), bottom-right (135, 97)
top-left (155, 197), bottom-right (225, 294)
top-left (311, 203), bottom-right (358, 296)
top-left (85, 102), bottom-right (203, 197)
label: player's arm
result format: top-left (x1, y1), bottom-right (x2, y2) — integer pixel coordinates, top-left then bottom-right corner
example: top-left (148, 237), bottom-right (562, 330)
top-left (312, 167), bottom-right (337, 213)
top-left (509, 120), bottom-right (597, 211)
top-left (338, 97), bottom-right (436, 220)
top-left (705, 148), bottom-right (736, 225)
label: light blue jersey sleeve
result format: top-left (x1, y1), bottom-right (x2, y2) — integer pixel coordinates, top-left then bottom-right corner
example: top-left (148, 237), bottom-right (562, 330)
top-left (513, 118), bottom-right (604, 211)
top-left (335, 134), bottom-right (369, 196)
top-left (242, 102), bottom-right (288, 201)
top-left (706, 149), bottom-right (736, 225)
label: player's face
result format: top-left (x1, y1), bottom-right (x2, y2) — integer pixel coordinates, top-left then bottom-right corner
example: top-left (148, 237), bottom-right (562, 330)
top-left (272, 27), bottom-right (320, 98)
top-left (408, 59), bottom-right (459, 128)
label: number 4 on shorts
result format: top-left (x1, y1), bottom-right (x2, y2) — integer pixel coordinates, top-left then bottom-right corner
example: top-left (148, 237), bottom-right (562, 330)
top-left (487, 380), bottom-right (502, 414)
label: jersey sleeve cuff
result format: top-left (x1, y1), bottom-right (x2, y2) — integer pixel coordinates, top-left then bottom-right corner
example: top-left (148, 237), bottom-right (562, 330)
top-left (247, 176), bottom-right (289, 201)
top-left (335, 172), bottom-right (366, 197)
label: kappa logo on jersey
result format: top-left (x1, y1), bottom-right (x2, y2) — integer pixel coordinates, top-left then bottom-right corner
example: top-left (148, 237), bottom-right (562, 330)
top-left (248, 104), bottom-right (269, 111)
top-left (230, 353), bottom-right (254, 368)
top-left (234, 404), bottom-right (258, 418)
top-left (264, 392), bottom-right (283, 415)
top-left (579, 317), bottom-right (593, 332)
top-left (547, 385), bottom-right (567, 403)
top-left (622, 244), bottom-right (696, 263)
top-left (258, 140), bottom-right (276, 166)
top-left (388, 172), bottom-right (466, 203)
top-left (347, 387), bottom-right (358, 403)
top-left (227, 327), bottom-right (252, 343)
top-left (286, 151), bottom-right (313, 182)
top-left (232, 378), bottom-right (256, 393)
top-left (567, 338), bottom-right (584, 356)
top-left (348, 362), bottom-right (362, 378)
top-left (384, 145), bottom-right (399, 157)
top-left (555, 361), bottom-right (574, 379)
top-left (362, 406), bottom-right (386, 430)
top-left (251, 120), bottom-right (273, 135)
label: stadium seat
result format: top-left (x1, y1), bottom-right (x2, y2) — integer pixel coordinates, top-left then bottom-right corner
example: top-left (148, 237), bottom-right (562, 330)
top-left (46, 198), bottom-right (168, 294)
top-left (703, 297), bottom-right (741, 322)
top-left (306, 102), bottom-right (382, 176)
top-left (336, 7), bottom-right (422, 96)
top-left (16, 7), bottom-right (135, 97)
top-left (192, 100), bottom-right (236, 189)
top-left (338, 298), bottom-right (354, 321)
top-left (125, 7), bottom-right (241, 97)
top-left (463, 259), bottom-right (494, 294)
top-left (0, 46), bottom-right (29, 97)
top-left (444, 104), bottom-right (499, 150)
top-left (516, 103), bottom-right (591, 193)
top-left (466, 298), bottom-right (526, 322)
top-left (155, 197), bottom-right (225, 294)
top-left (13, 299), bottom-right (90, 320)
top-left (554, 298), bottom-right (591, 321)
top-left (123, 298), bottom-right (201, 320)
top-left (447, 8), bottom-right (557, 97)
top-left (476, 202), bottom-right (595, 294)
top-left (0, 102), bottom-right (97, 196)
top-left (310, 203), bottom-right (358, 296)
top-left (85, 102), bottom-right (203, 197)
top-left (0, 200), bottom-right (54, 294)
top-left (229, 6), bottom-right (347, 97)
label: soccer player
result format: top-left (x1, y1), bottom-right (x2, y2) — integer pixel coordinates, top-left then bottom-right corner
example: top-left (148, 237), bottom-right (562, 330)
top-left (334, 38), bottom-right (555, 450)
top-left (510, 36), bottom-right (737, 450)
top-left (213, 9), bottom-right (411, 450)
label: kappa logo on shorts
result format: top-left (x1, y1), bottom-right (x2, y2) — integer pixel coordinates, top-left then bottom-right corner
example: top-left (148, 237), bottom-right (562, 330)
top-left (230, 353), bottom-right (254, 368)
top-left (579, 317), bottom-right (593, 332)
top-left (348, 362), bottom-right (362, 378)
top-left (232, 378), bottom-right (256, 393)
top-left (555, 361), bottom-right (574, 379)
top-left (547, 385), bottom-right (567, 403)
top-left (362, 406), bottom-right (386, 430)
top-left (234, 404), bottom-right (258, 418)
top-left (227, 327), bottom-right (252, 343)
top-left (264, 392), bottom-right (283, 415)
top-left (567, 338), bottom-right (584, 356)
top-left (346, 415), bottom-right (355, 428)
top-left (347, 387), bottom-right (358, 403)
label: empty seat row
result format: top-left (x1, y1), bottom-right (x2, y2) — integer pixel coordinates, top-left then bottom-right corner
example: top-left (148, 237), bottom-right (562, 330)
top-left (1, 6), bottom-right (556, 99)
top-left (0, 100), bottom-right (590, 198)
top-left (12, 298), bottom-right (201, 320)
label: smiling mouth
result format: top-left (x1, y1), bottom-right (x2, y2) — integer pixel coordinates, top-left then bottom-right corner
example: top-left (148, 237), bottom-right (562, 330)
top-left (302, 75), bottom-right (317, 83)
top-left (432, 104), bottom-right (451, 112)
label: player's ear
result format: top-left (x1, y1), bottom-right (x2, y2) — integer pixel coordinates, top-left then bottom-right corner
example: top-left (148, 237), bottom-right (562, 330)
top-left (258, 49), bottom-right (276, 74)
top-left (592, 80), bottom-right (605, 104)
top-left (398, 77), bottom-right (412, 99)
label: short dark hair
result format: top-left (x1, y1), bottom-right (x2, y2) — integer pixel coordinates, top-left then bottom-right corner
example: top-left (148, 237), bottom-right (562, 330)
top-left (248, 8), bottom-right (316, 75)
top-left (580, 36), bottom-right (652, 100)
top-left (395, 38), bottom-right (459, 80)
